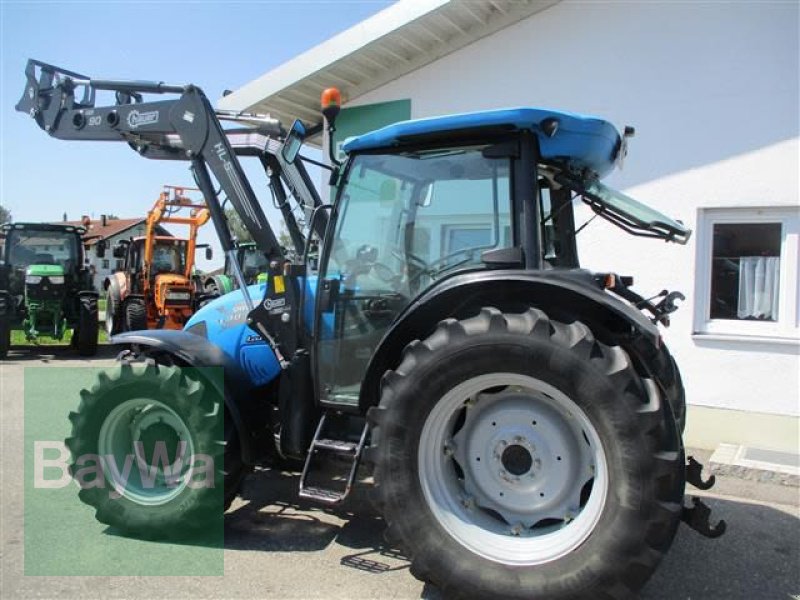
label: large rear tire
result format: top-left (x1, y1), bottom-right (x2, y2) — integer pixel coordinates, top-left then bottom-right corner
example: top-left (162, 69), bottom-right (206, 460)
top-left (368, 307), bottom-right (684, 600)
top-left (75, 295), bottom-right (99, 357)
top-left (65, 362), bottom-right (232, 538)
top-left (124, 298), bottom-right (148, 332)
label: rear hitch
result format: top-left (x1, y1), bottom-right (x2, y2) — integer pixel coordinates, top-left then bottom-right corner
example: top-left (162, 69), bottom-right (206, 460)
top-left (682, 496), bottom-right (726, 538)
top-left (686, 455), bottom-right (716, 490)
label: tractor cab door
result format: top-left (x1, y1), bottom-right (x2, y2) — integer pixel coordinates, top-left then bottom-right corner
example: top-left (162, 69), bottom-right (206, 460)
top-left (314, 145), bottom-right (514, 408)
top-left (126, 241), bottom-right (144, 292)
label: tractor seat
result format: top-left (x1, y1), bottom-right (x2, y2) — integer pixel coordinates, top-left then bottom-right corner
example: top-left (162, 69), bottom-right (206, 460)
top-left (34, 253), bottom-right (56, 264)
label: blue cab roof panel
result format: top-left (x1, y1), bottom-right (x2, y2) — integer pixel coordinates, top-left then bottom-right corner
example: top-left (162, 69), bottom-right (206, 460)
top-left (342, 107), bottom-right (622, 178)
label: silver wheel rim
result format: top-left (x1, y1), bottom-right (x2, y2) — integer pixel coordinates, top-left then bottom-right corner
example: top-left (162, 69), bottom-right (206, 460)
top-left (105, 309), bottom-right (113, 336)
top-left (418, 373), bottom-right (608, 565)
top-left (98, 398), bottom-right (194, 505)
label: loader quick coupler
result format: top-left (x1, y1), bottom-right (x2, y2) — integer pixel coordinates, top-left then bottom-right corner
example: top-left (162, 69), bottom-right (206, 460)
top-left (682, 497), bottom-right (727, 539)
top-left (686, 455), bottom-right (716, 490)
top-left (681, 456), bottom-right (726, 539)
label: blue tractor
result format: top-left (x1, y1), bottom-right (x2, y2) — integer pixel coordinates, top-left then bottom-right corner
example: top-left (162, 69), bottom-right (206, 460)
top-left (19, 60), bottom-right (724, 600)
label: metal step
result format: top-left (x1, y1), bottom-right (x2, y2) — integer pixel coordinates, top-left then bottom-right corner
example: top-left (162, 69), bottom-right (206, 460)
top-left (298, 486), bottom-right (346, 504)
top-left (298, 412), bottom-right (369, 505)
top-left (314, 438), bottom-right (358, 454)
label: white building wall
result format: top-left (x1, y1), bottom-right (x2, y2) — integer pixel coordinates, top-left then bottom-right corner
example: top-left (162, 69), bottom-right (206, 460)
top-left (85, 225), bottom-right (147, 291)
top-left (346, 1), bottom-right (799, 420)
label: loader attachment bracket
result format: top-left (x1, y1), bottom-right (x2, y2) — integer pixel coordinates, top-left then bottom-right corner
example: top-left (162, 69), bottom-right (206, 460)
top-left (686, 455), bottom-right (716, 490)
top-left (682, 496), bottom-right (727, 538)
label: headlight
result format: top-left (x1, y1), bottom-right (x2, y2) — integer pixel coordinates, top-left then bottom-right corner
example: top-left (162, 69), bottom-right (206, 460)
top-left (49, 276), bottom-right (65, 284)
top-left (25, 275), bottom-right (41, 284)
top-left (166, 291), bottom-right (191, 301)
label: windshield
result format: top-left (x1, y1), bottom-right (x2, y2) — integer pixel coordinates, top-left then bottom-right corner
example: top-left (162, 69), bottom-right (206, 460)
top-left (327, 144), bottom-right (512, 297)
top-left (558, 175), bottom-right (691, 244)
top-left (5, 229), bottom-right (79, 271)
top-left (585, 181), bottom-right (691, 243)
top-left (151, 241), bottom-right (187, 275)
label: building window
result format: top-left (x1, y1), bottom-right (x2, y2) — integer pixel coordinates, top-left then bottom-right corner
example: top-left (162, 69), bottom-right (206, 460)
top-left (443, 225), bottom-right (492, 255)
top-left (116, 259), bottom-right (124, 270)
top-left (695, 207), bottom-right (799, 339)
top-left (102, 259), bottom-right (109, 270)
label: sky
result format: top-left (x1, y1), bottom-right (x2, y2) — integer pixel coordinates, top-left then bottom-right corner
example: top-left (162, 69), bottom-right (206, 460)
top-left (0, 0), bottom-right (394, 270)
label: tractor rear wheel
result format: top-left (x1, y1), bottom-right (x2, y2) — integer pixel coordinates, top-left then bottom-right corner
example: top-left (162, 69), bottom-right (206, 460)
top-left (65, 362), bottom-right (228, 538)
top-left (124, 298), bottom-right (148, 332)
top-left (0, 318), bottom-right (10, 359)
top-left (75, 295), bottom-right (99, 357)
top-left (368, 307), bottom-right (684, 600)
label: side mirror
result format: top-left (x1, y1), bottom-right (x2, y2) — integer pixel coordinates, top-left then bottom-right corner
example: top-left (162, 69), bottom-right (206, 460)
top-left (205, 247), bottom-right (213, 261)
top-left (95, 239), bottom-right (106, 258)
top-left (281, 119), bottom-right (306, 165)
top-left (112, 244), bottom-right (126, 259)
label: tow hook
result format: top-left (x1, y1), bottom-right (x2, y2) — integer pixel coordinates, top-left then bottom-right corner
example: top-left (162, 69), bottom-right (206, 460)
top-left (686, 455), bottom-right (715, 490)
top-left (681, 456), bottom-right (726, 538)
top-left (682, 497), bottom-right (727, 538)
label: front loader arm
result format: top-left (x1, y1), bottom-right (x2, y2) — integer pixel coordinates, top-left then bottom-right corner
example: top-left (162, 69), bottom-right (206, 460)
top-left (16, 59), bottom-right (282, 263)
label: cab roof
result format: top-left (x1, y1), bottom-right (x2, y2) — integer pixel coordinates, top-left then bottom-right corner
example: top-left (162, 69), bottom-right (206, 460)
top-left (341, 107), bottom-right (623, 178)
top-left (1, 222), bottom-right (86, 235)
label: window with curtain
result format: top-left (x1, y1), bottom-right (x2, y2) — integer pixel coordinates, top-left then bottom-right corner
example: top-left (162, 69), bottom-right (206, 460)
top-left (710, 222), bottom-right (781, 321)
top-left (696, 207), bottom-right (799, 339)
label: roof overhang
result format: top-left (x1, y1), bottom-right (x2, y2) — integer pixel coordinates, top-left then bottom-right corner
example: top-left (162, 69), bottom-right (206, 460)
top-left (218, 0), bottom-right (560, 144)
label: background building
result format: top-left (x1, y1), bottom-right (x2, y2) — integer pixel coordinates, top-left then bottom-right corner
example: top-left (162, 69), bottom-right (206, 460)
top-left (219, 0), bottom-right (800, 453)
top-left (60, 215), bottom-right (171, 290)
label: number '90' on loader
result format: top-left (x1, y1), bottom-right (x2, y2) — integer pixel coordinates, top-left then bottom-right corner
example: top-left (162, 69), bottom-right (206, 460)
top-left (18, 59), bottom-right (724, 600)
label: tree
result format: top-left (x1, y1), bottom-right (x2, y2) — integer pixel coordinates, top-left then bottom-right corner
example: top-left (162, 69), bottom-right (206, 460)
top-left (224, 208), bottom-right (252, 242)
top-left (0, 204), bottom-right (11, 225)
top-left (278, 227), bottom-right (292, 250)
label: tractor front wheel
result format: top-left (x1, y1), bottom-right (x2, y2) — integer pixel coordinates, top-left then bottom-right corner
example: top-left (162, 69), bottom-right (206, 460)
top-left (65, 362), bottom-right (230, 538)
top-left (124, 298), bottom-right (148, 332)
top-left (105, 288), bottom-right (123, 337)
top-left (369, 307), bottom-right (684, 600)
top-left (75, 295), bottom-right (99, 357)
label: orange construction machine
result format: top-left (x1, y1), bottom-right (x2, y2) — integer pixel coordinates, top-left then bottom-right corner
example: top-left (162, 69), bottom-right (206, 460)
top-left (104, 185), bottom-right (213, 333)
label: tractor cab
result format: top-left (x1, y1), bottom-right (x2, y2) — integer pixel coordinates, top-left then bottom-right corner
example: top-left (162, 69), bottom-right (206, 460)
top-left (0, 222), bottom-right (98, 353)
top-left (238, 243), bottom-right (269, 283)
top-left (289, 108), bottom-right (691, 407)
top-left (2, 223), bottom-right (84, 294)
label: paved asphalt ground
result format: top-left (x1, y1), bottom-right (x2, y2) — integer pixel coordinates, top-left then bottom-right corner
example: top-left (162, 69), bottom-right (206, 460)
top-left (1, 346), bottom-right (798, 599)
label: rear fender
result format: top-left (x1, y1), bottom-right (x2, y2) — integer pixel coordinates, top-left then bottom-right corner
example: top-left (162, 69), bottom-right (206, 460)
top-left (359, 269), bottom-right (663, 413)
top-left (111, 329), bottom-right (268, 464)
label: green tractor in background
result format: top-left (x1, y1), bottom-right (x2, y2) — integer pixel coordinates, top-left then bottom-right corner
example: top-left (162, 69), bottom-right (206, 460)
top-left (0, 222), bottom-right (99, 358)
top-left (202, 241), bottom-right (268, 296)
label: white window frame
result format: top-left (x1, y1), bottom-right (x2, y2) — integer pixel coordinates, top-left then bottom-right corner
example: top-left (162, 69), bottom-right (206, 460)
top-left (694, 206), bottom-right (800, 340)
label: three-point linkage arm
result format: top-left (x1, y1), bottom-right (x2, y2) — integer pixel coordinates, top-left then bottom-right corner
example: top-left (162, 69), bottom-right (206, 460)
top-left (16, 59), bottom-right (284, 267)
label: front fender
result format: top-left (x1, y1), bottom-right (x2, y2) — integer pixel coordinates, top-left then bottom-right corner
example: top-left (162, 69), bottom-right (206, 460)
top-left (111, 330), bottom-right (264, 464)
top-left (358, 269), bottom-right (662, 413)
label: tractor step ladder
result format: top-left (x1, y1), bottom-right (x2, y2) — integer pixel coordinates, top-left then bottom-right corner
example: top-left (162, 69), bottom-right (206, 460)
top-left (298, 412), bottom-right (369, 505)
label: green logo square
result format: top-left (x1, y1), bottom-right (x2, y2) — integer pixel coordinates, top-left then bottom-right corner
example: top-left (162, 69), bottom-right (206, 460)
top-left (24, 364), bottom-right (225, 575)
